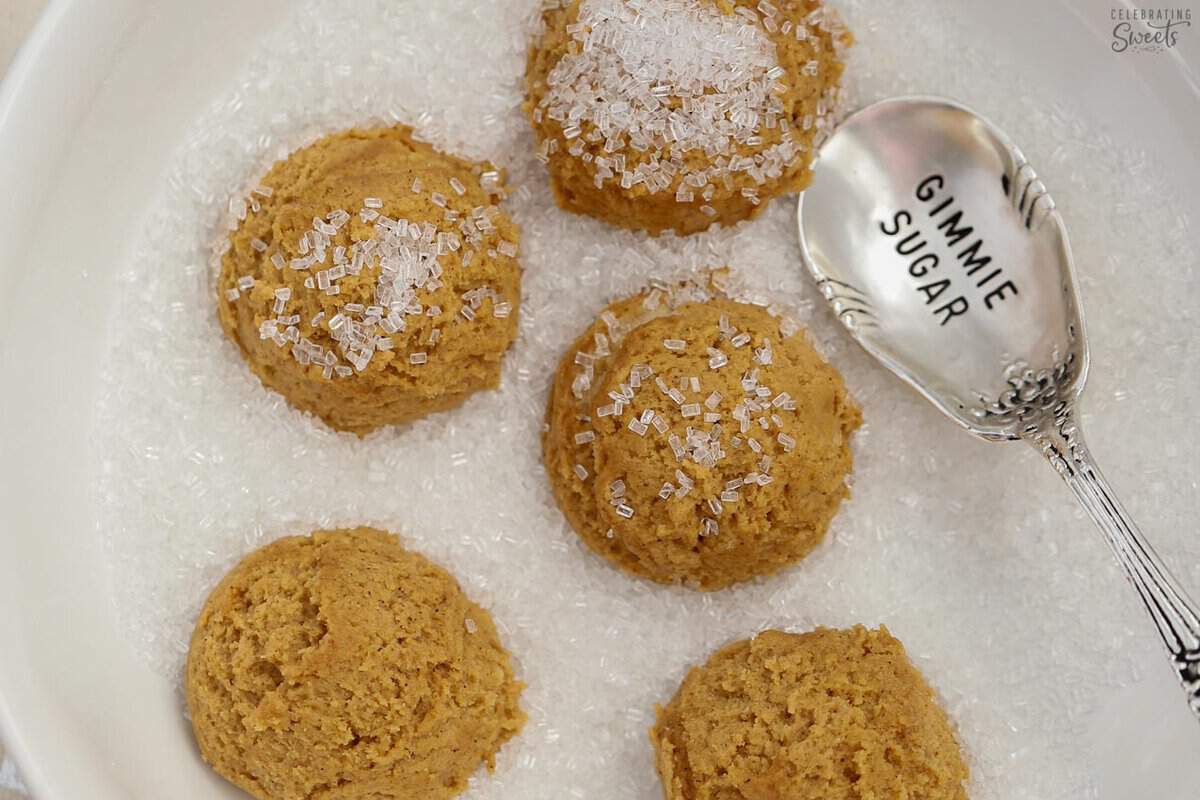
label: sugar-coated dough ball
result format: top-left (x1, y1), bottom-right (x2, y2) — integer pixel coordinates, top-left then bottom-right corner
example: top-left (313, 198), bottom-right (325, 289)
top-left (543, 283), bottom-right (860, 590)
top-left (218, 126), bottom-right (521, 435)
top-left (651, 627), bottom-right (969, 800)
top-left (185, 528), bottom-right (526, 800)
top-left (525, 0), bottom-right (850, 235)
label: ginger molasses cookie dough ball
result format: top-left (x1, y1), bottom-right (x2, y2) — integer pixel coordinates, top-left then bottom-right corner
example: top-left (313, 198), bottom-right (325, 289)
top-left (543, 283), bottom-right (861, 590)
top-left (651, 627), bottom-right (969, 800)
top-left (185, 527), bottom-right (526, 800)
top-left (525, 0), bottom-right (850, 236)
top-left (218, 125), bottom-right (521, 435)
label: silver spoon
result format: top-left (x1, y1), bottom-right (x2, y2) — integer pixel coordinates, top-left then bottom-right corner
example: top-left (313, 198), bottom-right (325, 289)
top-left (797, 95), bottom-right (1200, 719)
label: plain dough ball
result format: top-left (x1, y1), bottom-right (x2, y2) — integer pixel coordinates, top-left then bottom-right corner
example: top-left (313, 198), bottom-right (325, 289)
top-left (218, 126), bottom-right (521, 435)
top-left (525, 0), bottom-right (850, 235)
top-left (650, 627), bottom-right (970, 800)
top-left (543, 283), bottom-right (861, 590)
top-left (185, 528), bottom-right (525, 800)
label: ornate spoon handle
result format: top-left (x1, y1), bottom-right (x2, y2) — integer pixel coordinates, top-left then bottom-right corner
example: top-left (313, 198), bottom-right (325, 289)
top-left (1031, 408), bottom-right (1200, 719)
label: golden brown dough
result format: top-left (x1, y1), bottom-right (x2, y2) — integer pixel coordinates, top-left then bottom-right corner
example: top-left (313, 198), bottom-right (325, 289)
top-left (525, 0), bottom-right (851, 235)
top-left (650, 627), bottom-right (970, 800)
top-left (185, 527), bottom-right (525, 800)
top-left (218, 126), bottom-right (521, 435)
top-left (543, 282), bottom-right (860, 589)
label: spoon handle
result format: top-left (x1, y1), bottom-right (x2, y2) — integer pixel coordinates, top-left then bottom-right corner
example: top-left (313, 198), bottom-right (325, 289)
top-left (1031, 409), bottom-right (1200, 719)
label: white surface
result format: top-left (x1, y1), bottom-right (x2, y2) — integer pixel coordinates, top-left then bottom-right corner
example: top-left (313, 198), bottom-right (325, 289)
top-left (1, 2), bottom-right (1199, 800)
top-left (0, 2), bottom-right (49, 792)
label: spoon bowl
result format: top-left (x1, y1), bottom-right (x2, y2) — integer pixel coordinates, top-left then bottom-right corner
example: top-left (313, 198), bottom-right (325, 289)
top-left (798, 95), bottom-right (1200, 718)
top-left (798, 96), bottom-right (1087, 440)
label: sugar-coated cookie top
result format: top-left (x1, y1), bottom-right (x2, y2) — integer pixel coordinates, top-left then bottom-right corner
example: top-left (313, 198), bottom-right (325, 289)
top-left (216, 125), bottom-right (522, 433)
top-left (544, 282), bottom-right (860, 589)
top-left (218, 125), bottom-right (520, 384)
top-left (526, 0), bottom-right (850, 234)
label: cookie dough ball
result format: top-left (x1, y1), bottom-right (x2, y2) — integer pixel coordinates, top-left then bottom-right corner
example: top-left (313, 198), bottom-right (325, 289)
top-left (543, 284), bottom-right (860, 589)
top-left (651, 627), bottom-right (969, 800)
top-left (525, 0), bottom-right (850, 236)
top-left (218, 126), bottom-right (521, 435)
top-left (185, 528), bottom-right (525, 800)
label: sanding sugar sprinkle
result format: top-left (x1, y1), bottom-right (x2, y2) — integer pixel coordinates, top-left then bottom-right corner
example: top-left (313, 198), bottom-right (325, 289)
top-left (566, 297), bottom-right (805, 517)
top-left (90, 1), bottom-right (1200, 799)
top-left (537, 0), bottom-right (826, 197)
top-left (230, 188), bottom-right (514, 377)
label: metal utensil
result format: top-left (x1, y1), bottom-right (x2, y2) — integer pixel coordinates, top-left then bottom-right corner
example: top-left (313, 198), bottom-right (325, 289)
top-left (797, 95), bottom-right (1200, 719)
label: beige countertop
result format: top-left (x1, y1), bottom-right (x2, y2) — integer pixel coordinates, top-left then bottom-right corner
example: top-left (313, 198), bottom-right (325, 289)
top-left (0, 10), bottom-right (45, 800)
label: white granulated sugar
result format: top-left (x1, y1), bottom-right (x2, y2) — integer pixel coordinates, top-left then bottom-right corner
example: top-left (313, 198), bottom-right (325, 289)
top-left (92, 1), bottom-right (1199, 799)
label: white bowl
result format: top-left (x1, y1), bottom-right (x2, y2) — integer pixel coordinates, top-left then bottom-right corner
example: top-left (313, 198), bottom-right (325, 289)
top-left (1, 1), bottom-right (1198, 798)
